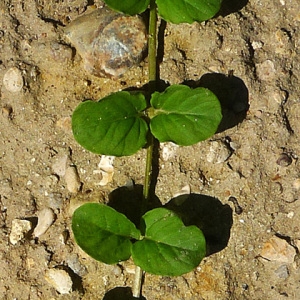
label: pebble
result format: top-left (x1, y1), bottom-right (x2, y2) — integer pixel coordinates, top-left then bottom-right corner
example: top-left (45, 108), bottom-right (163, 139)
top-left (274, 265), bottom-right (289, 279)
top-left (65, 165), bottom-right (81, 193)
top-left (256, 60), bottom-right (276, 82)
top-left (52, 154), bottom-right (69, 177)
top-left (96, 156), bottom-right (115, 186)
top-left (9, 219), bottom-right (32, 245)
top-left (63, 7), bottom-right (147, 78)
top-left (161, 142), bottom-right (178, 161)
top-left (66, 254), bottom-right (87, 276)
top-left (33, 208), bottom-right (55, 238)
top-left (276, 153), bottom-right (292, 167)
top-left (260, 236), bottom-right (296, 263)
top-left (48, 192), bottom-right (64, 210)
top-left (45, 268), bottom-right (73, 294)
top-left (206, 141), bottom-right (232, 164)
top-left (3, 67), bottom-right (24, 92)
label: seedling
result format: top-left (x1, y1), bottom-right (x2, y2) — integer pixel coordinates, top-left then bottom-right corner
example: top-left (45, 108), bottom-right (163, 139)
top-left (71, 0), bottom-right (222, 298)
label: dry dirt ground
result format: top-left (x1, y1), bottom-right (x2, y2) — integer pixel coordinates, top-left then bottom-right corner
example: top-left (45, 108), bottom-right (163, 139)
top-left (1, 0), bottom-right (300, 299)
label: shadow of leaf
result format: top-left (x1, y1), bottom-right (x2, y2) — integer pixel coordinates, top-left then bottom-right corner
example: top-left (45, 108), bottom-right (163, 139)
top-left (109, 187), bottom-right (233, 257)
top-left (184, 73), bottom-right (249, 132)
top-left (165, 194), bottom-right (233, 256)
top-left (217, 0), bottom-right (249, 17)
top-left (103, 286), bottom-right (146, 300)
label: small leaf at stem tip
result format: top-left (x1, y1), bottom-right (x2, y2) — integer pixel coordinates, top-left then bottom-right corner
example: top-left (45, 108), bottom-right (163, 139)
top-left (150, 85), bottom-right (222, 145)
top-left (72, 91), bottom-right (149, 156)
top-left (103, 0), bottom-right (150, 15)
top-left (72, 203), bottom-right (141, 264)
top-left (132, 208), bottom-right (206, 276)
top-left (156, 0), bottom-right (222, 24)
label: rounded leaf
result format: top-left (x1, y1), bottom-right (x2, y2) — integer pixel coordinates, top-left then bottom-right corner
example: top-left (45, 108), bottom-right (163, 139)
top-left (72, 92), bottom-right (149, 156)
top-left (132, 208), bottom-right (206, 276)
top-left (104, 0), bottom-right (150, 15)
top-left (150, 85), bottom-right (222, 145)
top-left (72, 203), bottom-right (140, 264)
top-left (156, 0), bottom-right (222, 24)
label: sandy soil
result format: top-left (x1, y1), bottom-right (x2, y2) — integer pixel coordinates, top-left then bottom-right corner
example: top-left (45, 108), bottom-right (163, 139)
top-left (1, 0), bottom-right (300, 299)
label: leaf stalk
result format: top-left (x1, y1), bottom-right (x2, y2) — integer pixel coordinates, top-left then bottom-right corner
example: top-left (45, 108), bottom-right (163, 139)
top-left (133, 0), bottom-right (158, 298)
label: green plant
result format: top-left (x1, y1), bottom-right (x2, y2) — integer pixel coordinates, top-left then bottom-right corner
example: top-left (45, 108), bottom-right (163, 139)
top-left (71, 0), bottom-right (222, 298)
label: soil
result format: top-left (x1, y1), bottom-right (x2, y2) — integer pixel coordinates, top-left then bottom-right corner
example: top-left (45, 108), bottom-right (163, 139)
top-left (1, 0), bottom-right (300, 299)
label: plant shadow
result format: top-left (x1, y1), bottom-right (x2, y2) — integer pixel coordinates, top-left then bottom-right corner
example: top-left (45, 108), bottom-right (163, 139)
top-left (217, 0), bottom-right (249, 17)
top-left (108, 188), bottom-right (233, 256)
top-left (103, 286), bottom-right (146, 300)
top-left (165, 194), bottom-right (233, 256)
top-left (184, 73), bottom-right (249, 132)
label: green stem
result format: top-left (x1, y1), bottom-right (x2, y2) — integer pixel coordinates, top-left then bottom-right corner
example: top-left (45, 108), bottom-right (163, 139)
top-left (133, 1), bottom-right (157, 298)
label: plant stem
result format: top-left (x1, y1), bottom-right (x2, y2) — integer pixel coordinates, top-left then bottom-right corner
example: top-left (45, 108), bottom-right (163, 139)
top-left (132, 1), bottom-right (157, 298)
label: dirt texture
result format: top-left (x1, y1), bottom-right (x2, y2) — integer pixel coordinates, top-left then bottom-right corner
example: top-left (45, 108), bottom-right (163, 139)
top-left (1, 0), bottom-right (300, 299)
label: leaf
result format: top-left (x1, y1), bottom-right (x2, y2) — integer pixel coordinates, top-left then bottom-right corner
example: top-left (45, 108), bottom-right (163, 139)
top-left (72, 203), bottom-right (140, 264)
top-left (150, 85), bottom-right (222, 145)
top-left (132, 208), bottom-right (206, 276)
top-left (103, 0), bottom-right (150, 15)
top-left (72, 92), bottom-right (149, 156)
top-left (156, 0), bottom-right (222, 24)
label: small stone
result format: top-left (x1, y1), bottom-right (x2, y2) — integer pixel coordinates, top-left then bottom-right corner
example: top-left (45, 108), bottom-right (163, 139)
top-left (3, 67), bottom-right (24, 92)
top-left (45, 268), bottom-right (72, 294)
top-left (52, 155), bottom-right (69, 177)
top-left (33, 208), bottom-right (55, 238)
top-left (9, 219), bottom-right (32, 245)
top-left (65, 165), bottom-right (81, 193)
top-left (206, 141), bottom-right (232, 163)
top-left (66, 254), bottom-right (87, 276)
top-left (276, 153), bottom-right (292, 167)
top-left (274, 265), bottom-right (289, 279)
top-left (260, 236), bottom-right (296, 263)
top-left (112, 264), bottom-right (123, 276)
top-left (48, 192), bottom-right (64, 210)
top-left (161, 142), bottom-right (178, 161)
top-left (96, 156), bottom-right (114, 186)
top-left (256, 60), bottom-right (276, 82)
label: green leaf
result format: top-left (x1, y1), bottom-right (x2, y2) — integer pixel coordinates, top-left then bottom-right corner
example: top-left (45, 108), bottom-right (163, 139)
top-left (156, 0), bottom-right (222, 24)
top-left (72, 91), bottom-right (149, 156)
top-left (150, 85), bottom-right (222, 145)
top-left (104, 0), bottom-right (150, 15)
top-left (72, 203), bottom-right (140, 264)
top-left (132, 208), bottom-right (206, 276)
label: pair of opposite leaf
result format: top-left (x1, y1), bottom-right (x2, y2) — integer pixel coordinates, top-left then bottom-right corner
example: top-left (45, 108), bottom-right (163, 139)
top-left (72, 203), bottom-right (206, 276)
top-left (72, 85), bottom-right (222, 156)
top-left (104, 0), bottom-right (223, 24)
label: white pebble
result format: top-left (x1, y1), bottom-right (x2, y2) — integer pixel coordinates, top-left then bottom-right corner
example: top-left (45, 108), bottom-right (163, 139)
top-left (97, 156), bottom-right (115, 186)
top-left (52, 155), bottom-right (69, 177)
top-left (9, 219), bottom-right (32, 245)
top-left (33, 208), bottom-right (55, 238)
top-left (3, 67), bottom-right (24, 92)
top-left (65, 165), bottom-right (81, 193)
top-left (45, 269), bottom-right (72, 294)
top-left (260, 236), bottom-right (296, 263)
top-left (207, 141), bottom-right (231, 163)
top-left (256, 60), bottom-right (276, 81)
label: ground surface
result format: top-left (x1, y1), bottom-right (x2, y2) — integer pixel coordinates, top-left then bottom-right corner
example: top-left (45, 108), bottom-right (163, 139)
top-left (1, 0), bottom-right (300, 299)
